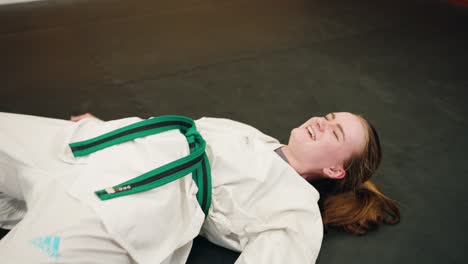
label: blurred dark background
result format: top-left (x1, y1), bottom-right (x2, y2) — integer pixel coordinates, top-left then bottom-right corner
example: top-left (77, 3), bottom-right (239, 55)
top-left (1, 0), bottom-right (467, 263)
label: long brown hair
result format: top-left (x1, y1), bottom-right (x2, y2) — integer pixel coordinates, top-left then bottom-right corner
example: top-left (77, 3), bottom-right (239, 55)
top-left (312, 116), bottom-right (400, 235)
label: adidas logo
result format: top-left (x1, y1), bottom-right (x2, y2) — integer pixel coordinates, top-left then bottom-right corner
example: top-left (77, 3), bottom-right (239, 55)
top-left (30, 236), bottom-right (61, 259)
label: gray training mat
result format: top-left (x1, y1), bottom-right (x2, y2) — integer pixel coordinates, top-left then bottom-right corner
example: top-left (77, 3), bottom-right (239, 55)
top-left (1, 0), bottom-right (467, 263)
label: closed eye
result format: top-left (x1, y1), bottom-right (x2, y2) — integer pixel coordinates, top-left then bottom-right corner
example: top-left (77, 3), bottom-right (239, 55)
top-left (333, 131), bottom-right (339, 140)
top-left (325, 114), bottom-right (341, 141)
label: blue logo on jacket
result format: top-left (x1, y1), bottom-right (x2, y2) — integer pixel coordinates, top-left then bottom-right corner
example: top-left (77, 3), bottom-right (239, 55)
top-left (31, 236), bottom-right (61, 258)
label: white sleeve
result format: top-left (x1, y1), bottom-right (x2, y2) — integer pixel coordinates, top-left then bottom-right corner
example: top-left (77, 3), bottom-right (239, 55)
top-left (0, 193), bottom-right (26, 229)
top-left (234, 229), bottom-right (321, 264)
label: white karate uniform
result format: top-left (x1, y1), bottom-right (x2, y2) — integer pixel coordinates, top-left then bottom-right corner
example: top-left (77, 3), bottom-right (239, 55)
top-left (0, 112), bottom-right (323, 263)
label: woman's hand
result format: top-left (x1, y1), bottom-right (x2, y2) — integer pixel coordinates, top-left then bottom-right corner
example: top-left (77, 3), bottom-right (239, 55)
top-left (70, 113), bottom-right (96, 122)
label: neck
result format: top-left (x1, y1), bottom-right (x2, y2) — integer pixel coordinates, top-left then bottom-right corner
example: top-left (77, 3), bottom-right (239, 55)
top-left (280, 145), bottom-right (324, 182)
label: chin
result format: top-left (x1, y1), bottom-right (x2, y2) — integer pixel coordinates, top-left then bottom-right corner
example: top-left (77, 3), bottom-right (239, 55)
top-left (288, 128), bottom-right (300, 143)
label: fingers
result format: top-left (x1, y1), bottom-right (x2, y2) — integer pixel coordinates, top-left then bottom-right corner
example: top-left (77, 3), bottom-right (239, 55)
top-left (70, 113), bottom-right (95, 122)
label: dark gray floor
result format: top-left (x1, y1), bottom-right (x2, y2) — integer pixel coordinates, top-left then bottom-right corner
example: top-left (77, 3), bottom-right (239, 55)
top-left (1, 0), bottom-right (467, 263)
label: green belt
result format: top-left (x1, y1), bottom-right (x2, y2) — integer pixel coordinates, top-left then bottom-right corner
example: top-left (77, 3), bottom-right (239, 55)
top-left (68, 115), bottom-right (212, 216)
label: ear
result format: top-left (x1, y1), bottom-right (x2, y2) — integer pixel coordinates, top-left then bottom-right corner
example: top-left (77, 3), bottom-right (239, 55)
top-left (322, 165), bottom-right (346, 180)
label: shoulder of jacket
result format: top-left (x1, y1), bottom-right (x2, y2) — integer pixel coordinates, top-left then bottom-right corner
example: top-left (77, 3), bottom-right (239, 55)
top-left (196, 117), bottom-right (280, 144)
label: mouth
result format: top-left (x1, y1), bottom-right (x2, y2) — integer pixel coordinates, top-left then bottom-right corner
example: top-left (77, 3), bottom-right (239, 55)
top-left (306, 126), bottom-right (316, 141)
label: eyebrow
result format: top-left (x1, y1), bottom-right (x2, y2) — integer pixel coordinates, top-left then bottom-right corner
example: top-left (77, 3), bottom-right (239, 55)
top-left (327, 113), bottom-right (346, 141)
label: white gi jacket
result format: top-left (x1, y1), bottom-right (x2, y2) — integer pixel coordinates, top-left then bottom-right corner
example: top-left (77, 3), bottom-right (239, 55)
top-left (195, 117), bottom-right (323, 264)
top-left (1, 115), bottom-right (323, 264)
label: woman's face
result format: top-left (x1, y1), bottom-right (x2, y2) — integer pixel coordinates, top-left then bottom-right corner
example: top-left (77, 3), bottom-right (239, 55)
top-left (288, 112), bottom-right (367, 176)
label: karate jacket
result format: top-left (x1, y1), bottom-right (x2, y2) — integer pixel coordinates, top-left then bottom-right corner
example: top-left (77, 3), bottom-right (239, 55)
top-left (2, 116), bottom-right (324, 263)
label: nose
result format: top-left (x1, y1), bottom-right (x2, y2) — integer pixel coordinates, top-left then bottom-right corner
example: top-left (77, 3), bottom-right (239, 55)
top-left (318, 118), bottom-right (333, 132)
top-left (317, 118), bottom-right (327, 132)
